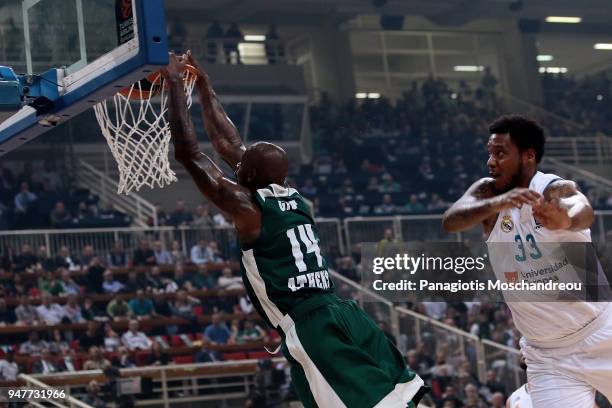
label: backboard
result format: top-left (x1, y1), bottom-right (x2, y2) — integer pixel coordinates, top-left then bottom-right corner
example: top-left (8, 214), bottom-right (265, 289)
top-left (0, 0), bottom-right (168, 155)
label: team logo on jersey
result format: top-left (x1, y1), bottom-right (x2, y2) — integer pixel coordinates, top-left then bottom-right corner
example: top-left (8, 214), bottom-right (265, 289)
top-left (501, 215), bottom-right (514, 233)
top-left (504, 271), bottom-right (519, 284)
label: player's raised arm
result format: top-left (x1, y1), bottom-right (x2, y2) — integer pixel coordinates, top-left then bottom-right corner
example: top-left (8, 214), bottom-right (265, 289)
top-left (185, 51), bottom-right (246, 171)
top-left (533, 179), bottom-right (595, 231)
top-left (162, 53), bottom-right (260, 243)
top-left (442, 178), bottom-right (541, 233)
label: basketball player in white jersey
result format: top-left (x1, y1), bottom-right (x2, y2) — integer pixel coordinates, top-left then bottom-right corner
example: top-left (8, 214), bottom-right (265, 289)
top-left (506, 355), bottom-right (532, 408)
top-left (442, 115), bottom-right (612, 407)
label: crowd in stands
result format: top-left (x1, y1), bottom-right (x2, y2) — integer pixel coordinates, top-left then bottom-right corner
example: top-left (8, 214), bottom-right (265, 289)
top-left (297, 73), bottom-right (612, 218)
top-left (0, 236), bottom-right (280, 385)
top-left (542, 71), bottom-right (612, 135)
top-left (0, 161), bottom-right (131, 230)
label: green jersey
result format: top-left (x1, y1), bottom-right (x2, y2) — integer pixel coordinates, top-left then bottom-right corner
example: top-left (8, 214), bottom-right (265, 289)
top-left (240, 184), bottom-right (334, 328)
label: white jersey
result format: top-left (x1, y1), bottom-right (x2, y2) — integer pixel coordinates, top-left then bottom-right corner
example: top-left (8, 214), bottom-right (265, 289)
top-left (487, 171), bottom-right (607, 347)
top-left (507, 384), bottom-right (532, 408)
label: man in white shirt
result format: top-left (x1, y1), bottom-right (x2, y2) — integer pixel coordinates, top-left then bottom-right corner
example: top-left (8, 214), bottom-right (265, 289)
top-left (217, 267), bottom-right (243, 290)
top-left (102, 270), bottom-right (124, 294)
top-left (190, 240), bottom-right (214, 265)
top-left (36, 294), bottom-right (66, 325)
top-left (0, 351), bottom-right (19, 380)
top-left (121, 320), bottom-right (153, 351)
top-left (153, 241), bottom-right (173, 265)
top-left (19, 331), bottom-right (48, 356)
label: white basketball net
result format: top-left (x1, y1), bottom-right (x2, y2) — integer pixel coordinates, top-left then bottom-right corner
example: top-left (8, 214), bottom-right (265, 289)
top-left (93, 70), bottom-right (197, 194)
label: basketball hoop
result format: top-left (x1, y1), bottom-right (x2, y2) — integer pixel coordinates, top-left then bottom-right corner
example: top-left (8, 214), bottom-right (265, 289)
top-left (93, 65), bottom-right (199, 194)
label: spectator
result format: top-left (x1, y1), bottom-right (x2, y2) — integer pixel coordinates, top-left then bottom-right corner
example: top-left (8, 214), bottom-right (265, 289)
top-left (427, 193), bottom-right (450, 212)
top-left (232, 319), bottom-right (267, 343)
top-left (212, 211), bottom-right (229, 227)
top-left (265, 24), bottom-right (285, 65)
top-left (207, 241), bottom-right (225, 263)
top-left (217, 267), bottom-right (243, 290)
top-left (193, 339), bottom-right (222, 363)
top-left (113, 346), bottom-right (136, 368)
top-left (82, 380), bottom-right (105, 408)
top-left (336, 256), bottom-right (358, 281)
top-left (145, 266), bottom-right (165, 293)
top-left (107, 241), bottom-right (129, 267)
top-left (192, 204), bottom-right (214, 228)
top-left (14, 243), bottom-right (38, 272)
top-left (54, 246), bottom-right (80, 271)
top-left (80, 245), bottom-right (96, 266)
top-left (192, 263), bottom-right (215, 290)
top-left (14, 182), bottom-right (37, 213)
top-left (60, 268), bottom-right (81, 295)
top-left (378, 173), bottom-right (402, 193)
top-left (404, 194), bottom-right (425, 213)
top-left (102, 270), bottom-right (124, 294)
top-left (168, 200), bottom-right (193, 226)
top-left (490, 392), bottom-right (505, 408)
top-left (39, 270), bottom-right (65, 296)
top-left (128, 289), bottom-right (155, 319)
top-left (82, 346), bottom-right (112, 370)
top-left (147, 341), bottom-right (170, 366)
top-left (153, 241), bottom-right (172, 265)
top-left (103, 323), bottom-right (121, 351)
top-left (0, 351), bottom-right (19, 381)
top-left (203, 313), bottom-right (232, 345)
top-left (205, 21), bottom-right (224, 63)
top-left (190, 239), bottom-right (213, 264)
top-left (0, 298), bottom-right (16, 325)
top-left (124, 271), bottom-right (146, 292)
top-left (375, 194), bottom-right (395, 214)
top-left (172, 290), bottom-right (200, 319)
top-left (85, 256), bottom-right (106, 294)
top-left (20, 331), bottom-right (48, 355)
top-left (377, 228), bottom-right (399, 252)
top-left (50, 201), bottom-right (71, 227)
top-left (238, 295), bottom-right (254, 314)
top-left (76, 201), bottom-right (93, 220)
top-left (79, 321), bottom-right (104, 350)
top-left (133, 240), bottom-right (156, 266)
top-left (15, 295), bottom-right (39, 325)
top-left (463, 383), bottom-right (487, 408)
top-left (36, 245), bottom-right (55, 271)
top-left (48, 328), bottom-right (70, 354)
top-left (121, 319), bottom-right (153, 350)
top-left (63, 294), bottom-right (85, 323)
top-left (223, 22), bottom-right (243, 64)
top-left (484, 370), bottom-right (506, 397)
top-left (173, 263), bottom-right (194, 291)
top-left (169, 241), bottom-right (186, 264)
top-left (106, 293), bottom-right (132, 321)
top-left (36, 294), bottom-right (66, 325)
top-left (81, 297), bottom-right (106, 321)
top-left (32, 348), bottom-right (62, 374)
top-left (300, 179), bottom-right (317, 196)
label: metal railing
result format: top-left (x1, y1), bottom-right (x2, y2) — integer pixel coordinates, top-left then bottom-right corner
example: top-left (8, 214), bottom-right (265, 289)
top-left (331, 270), bottom-right (524, 392)
top-left (77, 160), bottom-right (158, 227)
top-left (0, 219), bottom-right (344, 261)
top-left (344, 212), bottom-right (612, 250)
top-left (544, 157), bottom-right (612, 192)
top-left (19, 373), bottom-right (94, 408)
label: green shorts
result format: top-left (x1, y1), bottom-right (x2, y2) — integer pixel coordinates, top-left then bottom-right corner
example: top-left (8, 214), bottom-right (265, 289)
top-left (279, 294), bottom-right (425, 408)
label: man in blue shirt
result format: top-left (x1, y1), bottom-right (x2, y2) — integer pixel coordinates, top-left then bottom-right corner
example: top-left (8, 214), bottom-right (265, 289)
top-left (128, 290), bottom-right (155, 319)
top-left (203, 313), bottom-right (231, 345)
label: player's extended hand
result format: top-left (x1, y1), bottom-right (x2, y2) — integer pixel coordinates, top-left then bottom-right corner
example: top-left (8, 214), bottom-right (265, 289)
top-left (160, 52), bottom-right (187, 80)
top-left (532, 197), bottom-right (572, 230)
top-left (491, 188), bottom-right (541, 211)
top-left (183, 50), bottom-right (212, 86)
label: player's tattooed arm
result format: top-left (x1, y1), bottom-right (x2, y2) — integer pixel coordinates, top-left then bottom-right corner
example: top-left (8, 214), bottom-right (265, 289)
top-left (163, 53), bottom-right (261, 243)
top-left (442, 178), bottom-right (541, 232)
top-left (534, 179), bottom-right (594, 231)
top-left (185, 51), bottom-right (246, 171)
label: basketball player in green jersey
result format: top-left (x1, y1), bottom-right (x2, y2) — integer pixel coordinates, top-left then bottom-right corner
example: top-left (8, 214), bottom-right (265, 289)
top-left (162, 51), bottom-right (428, 408)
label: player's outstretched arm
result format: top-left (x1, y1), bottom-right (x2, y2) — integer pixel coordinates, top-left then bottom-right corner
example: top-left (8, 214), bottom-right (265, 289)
top-left (185, 51), bottom-right (246, 171)
top-left (442, 178), bottom-right (541, 232)
top-left (533, 180), bottom-right (594, 231)
top-left (162, 53), bottom-right (261, 243)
